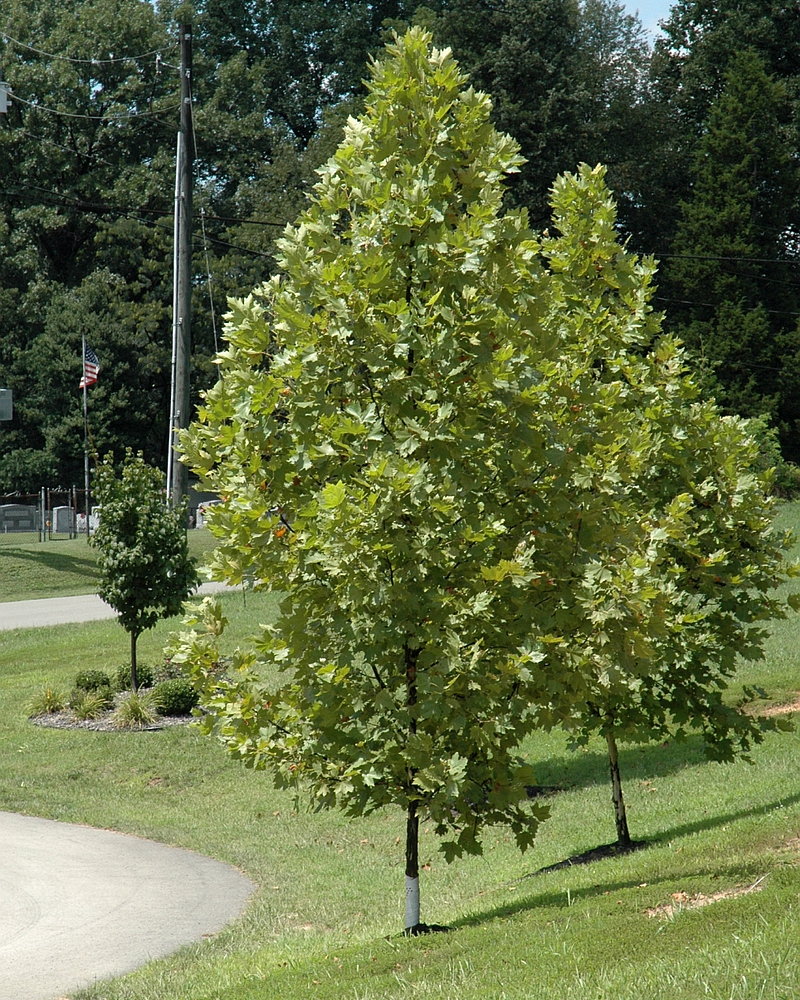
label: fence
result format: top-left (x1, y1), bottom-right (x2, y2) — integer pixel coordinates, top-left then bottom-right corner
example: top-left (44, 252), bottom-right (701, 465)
top-left (0, 488), bottom-right (95, 541)
top-left (0, 485), bottom-right (217, 540)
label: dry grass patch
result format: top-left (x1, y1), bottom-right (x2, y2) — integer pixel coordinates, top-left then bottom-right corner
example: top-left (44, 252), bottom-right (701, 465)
top-left (757, 696), bottom-right (800, 717)
top-left (645, 875), bottom-right (768, 919)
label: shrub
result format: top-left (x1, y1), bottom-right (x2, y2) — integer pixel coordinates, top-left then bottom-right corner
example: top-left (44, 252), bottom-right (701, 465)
top-left (74, 690), bottom-right (112, 720)
top-left (115, 661), bottom-right (153, 691)
top-left (112, 689), bottom-right (157, 729)
top-left (27, 686), bottom-right (65, 716)
top-left (74, 669), bottom-right (111, 692)
top-left (153, 658), bottom-right (185, 685)
top-left (153, 678), bottom-right (198, 717)
top-left (69, 685), bottom-right (114, 715)
top-left (748, 414), bottom-right (800, 498)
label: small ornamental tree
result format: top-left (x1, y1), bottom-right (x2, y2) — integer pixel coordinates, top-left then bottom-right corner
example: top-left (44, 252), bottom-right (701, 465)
top-left (92, 452), bottom-right (198, 691)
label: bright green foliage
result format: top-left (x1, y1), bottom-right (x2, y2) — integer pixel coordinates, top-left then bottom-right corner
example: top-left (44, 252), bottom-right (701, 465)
top-left (92, 452), bottom-right (198, 690)
top-left (540, 167), bottom-right (795, 750)
top-left (529, 167), bottom-right (798, 842)
top-left (176, 29), bottom-right (796, 919)
top-left (179, 29), bottom-right (562, 869)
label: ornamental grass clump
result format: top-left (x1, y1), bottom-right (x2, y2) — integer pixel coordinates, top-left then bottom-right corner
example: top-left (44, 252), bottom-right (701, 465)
top-left (112, 689), bottom-right (157, 730)
top-left (27, 686), bottom-right (65, 716)
top-left (73, 689), bottom-right (113, 721)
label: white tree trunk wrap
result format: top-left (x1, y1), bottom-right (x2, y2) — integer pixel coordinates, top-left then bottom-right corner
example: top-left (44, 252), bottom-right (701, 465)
top-left (405, 875), bottom-right (420, 930)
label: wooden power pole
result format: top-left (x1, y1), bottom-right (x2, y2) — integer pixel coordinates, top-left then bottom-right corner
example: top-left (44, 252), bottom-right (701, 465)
top-left (170, 22), bottom-right (194, 509)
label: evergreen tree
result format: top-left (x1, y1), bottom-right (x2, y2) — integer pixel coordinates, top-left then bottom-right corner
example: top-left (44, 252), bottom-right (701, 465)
top-left (664, 51), bottom-right (800, 459)
top-left (639, 0), bottom-right (800, 255)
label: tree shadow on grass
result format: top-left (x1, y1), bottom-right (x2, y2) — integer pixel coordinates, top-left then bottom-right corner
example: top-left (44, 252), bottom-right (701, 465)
top-left (0, 546), bottom-right (97, 580)
top-left (532, 733), bottom-right (708, 793)
top-left (447, 788), bottom-right (800, 931)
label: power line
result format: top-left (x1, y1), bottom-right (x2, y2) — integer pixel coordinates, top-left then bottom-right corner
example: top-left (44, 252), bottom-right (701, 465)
top-left (651, 251), bottom-right (800, 266)
top-left (10, 93), bottom-right (180, 122)
top-left (653, 295), bottom-right (800, 318)
top-left (204, 212), bottom-right (287, 228)
top-left (0, 30), bottom-right (174, 66)
top-left (0, 183), bottom-right (276, 260)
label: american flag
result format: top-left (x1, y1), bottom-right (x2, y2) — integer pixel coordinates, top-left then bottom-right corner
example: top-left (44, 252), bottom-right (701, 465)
top-left (79, 345), bottom-right (99, 389)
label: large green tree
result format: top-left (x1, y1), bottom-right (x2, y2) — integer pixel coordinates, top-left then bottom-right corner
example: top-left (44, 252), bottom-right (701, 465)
top-left (638, 0), bottom-right (800, 253)
top-left (177, 29), bottom-right (567, 933)
top-left (0, 0), bottom-right (182, 489)
top-left (663, 51), bottom-right (800, 459)
top-left (172, 27), bottom-right (797, 930)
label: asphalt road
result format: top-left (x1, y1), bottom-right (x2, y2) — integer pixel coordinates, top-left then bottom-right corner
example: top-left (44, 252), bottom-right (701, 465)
top-left (0, 581), bottom-right (235, 631)
top-left (0, 811), bottom-right (253, 1000)
top-left (0, 583), bottom-right (253, 1000)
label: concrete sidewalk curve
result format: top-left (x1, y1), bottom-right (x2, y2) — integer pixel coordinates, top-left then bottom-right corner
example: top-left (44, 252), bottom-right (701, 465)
top-left (0, 582), bottom-right (238, 632)
top-left (0, 810), bottom-right (254, 1000)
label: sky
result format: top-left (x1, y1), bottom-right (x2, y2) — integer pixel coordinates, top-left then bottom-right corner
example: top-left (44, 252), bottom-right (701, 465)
top-left (621, 0), bottom-right (674, 38)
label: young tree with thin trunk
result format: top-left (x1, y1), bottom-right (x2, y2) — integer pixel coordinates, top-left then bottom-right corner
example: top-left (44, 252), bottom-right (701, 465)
top-left (175, 30), bottom-right (638, 933)
top-left (92, 451), bottom-right (198, 690)
top-left (531, 168), bottom-right (799, 849)
top-left (173, 32), bottom-right (797, 930)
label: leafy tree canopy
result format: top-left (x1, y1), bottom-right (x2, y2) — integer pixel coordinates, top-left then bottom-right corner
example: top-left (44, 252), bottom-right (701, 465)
top-left (93, 450), bottom-right (198, 689)
top-left (171, 26), bottom-right (798, 930)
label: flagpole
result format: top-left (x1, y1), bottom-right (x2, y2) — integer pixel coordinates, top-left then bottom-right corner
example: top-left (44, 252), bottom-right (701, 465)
top-left (83, 332), bottom-right (90, 541)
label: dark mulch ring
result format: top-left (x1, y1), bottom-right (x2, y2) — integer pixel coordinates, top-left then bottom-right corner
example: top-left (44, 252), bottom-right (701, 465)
top-left (30, 711), bottom-right (194, 733)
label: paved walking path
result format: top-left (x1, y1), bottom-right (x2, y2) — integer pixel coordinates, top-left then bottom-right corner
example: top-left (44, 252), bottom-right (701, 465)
top-left (0, 582), bottom-right (236, 631)
top-left (0, 584), bottom-right (253, 999)
top-left (0, 811), bottom-right (253, 1000)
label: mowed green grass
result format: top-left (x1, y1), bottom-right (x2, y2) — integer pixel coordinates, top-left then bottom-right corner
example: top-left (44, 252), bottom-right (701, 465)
top-left (1, 508), bottom-right (800, 998)
top-left (0, 528), bottom-right (217, 601)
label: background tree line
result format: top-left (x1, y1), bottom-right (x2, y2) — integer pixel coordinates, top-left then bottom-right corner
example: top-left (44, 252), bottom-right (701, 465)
top-left (0, 0), bottom-right (798, 492)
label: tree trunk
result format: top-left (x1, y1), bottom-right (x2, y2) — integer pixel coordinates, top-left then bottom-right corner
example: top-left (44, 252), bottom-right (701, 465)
top-left (404, 641), bottom-right (421, 934)
top-left (405, 798), bottom-right (420, 933)
top-left (130, 630), bottom-right (139, 692)
top-left (606, 730), bottom-right (631, 849)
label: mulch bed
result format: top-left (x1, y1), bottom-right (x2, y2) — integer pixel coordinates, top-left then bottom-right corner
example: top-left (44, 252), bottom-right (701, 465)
top-left (30, 711), bottom-right (193, 732)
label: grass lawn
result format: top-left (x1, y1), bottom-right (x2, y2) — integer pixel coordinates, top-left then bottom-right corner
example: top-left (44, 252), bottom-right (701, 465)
top-left (0, 528), bottom-right (217, 602)
top-left (2, 509), bottom-right (800, 998)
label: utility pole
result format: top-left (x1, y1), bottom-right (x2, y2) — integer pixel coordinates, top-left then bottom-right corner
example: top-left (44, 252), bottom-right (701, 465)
top-left (170, 22), bottom-right (194, 509)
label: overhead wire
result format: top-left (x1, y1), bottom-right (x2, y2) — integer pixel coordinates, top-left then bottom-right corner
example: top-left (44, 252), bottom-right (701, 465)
top-left (0, 182), bottom-right (276, 260)
top-left (0, 30), bottom-right (174, 66)
top-left (653, 250), bottom-right (800, 266)
top-left (653, 295), bottom-right (800, 318)
top-left (10, 93), bottom-right (180, 121)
